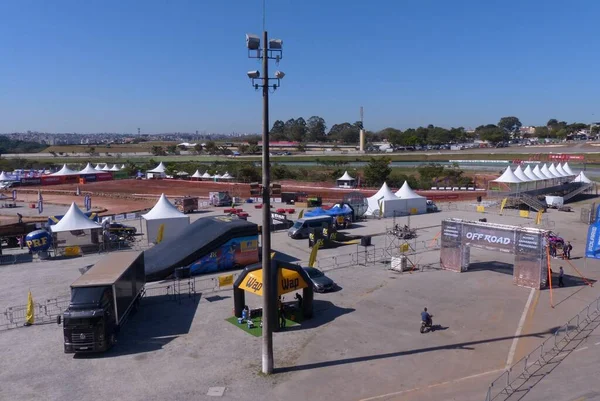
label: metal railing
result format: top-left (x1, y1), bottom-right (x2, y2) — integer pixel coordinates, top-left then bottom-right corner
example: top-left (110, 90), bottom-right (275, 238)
top-left (484, 296), bottom-right (600, 401)
top-left (1, 296), bottom-right (71, 331)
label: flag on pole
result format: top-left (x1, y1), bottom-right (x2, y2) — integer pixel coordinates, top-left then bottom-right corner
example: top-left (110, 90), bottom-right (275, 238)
top-left (76, 186), bottom-right (81, 196)
top-left (308, 240), bottom-right (320, 267)
top-left (25, 291), bottom-right (34, 326)
top-left (156, 224), bottom-right (165, 244)
top-left (12, 189), bottom-right (16, 201)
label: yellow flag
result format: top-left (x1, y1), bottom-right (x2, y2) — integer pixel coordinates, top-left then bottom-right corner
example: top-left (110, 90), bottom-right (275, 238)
top-left (308, 241), bottom-right (320, 267)
top-left (535, 210), bottom-right (543, 225)
top-left (500, 198), bottom-right (508, 214)
top-left (156, 224), bottom-right (165, 243)
top-left (298, 209), bottom-right (304, 219)
top-left (25, 291), bottom-right (34, 326)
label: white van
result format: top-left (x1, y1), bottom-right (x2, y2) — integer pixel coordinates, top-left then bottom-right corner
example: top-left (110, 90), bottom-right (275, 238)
top-left (288, 216), bottom-right (333, 239)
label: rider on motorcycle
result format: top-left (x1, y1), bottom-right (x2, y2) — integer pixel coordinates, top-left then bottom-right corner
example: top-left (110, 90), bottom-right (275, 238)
top-left (421, 307), bottom-right (432, 326)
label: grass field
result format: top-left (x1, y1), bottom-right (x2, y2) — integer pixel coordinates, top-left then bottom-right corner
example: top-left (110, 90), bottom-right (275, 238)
top-left (43, 141), bottom-right (177, 154)
top-left (225, 315), bottom-right (301, 337)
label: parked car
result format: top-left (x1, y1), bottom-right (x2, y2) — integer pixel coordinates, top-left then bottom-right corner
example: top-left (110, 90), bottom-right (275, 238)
top-left (548, 232), bottom-right (564, 248)
top-left (303, 267), bottom-right (335, 293)
top-left (107, 222), bottom-right (137, 236)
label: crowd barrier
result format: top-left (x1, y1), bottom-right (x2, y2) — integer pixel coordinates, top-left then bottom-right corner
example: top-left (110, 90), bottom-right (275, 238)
top-left (484, 296), bottom-right (600, 401)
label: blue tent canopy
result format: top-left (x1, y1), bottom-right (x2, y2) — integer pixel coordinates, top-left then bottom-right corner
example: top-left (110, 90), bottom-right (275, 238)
top-left (304, 207), bottom-right (328, 217)
top-left (304, 205), bottom-right (353, 218)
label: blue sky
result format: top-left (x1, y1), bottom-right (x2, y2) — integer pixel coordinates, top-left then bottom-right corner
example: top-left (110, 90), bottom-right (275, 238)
top-left (1, 0), bottom-right (598, 134)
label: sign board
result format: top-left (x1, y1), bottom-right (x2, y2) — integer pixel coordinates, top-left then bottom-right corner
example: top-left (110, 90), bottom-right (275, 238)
top-left (126, 213), bottom-right (137, 220)
top-left (548, 154), bottom-right (584, 161)
top-left (461, 224), bottom-right (515, 253)
top-left (218, 274), bottom-right (234, 287)
top-left (115, 214), bottom-right (125, 221)
top-left (271, 212), bottom-right (287, 222)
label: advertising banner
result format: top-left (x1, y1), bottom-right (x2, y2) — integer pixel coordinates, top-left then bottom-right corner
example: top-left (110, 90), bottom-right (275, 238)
top-left (585, 204), bottom-right (600, 259)
top-left (516, 231), bottom-right (543, 255)
top-left (461, 223), bottom-right (516, 253)
top-left (22, 177), bottom-right (43, 186)
top-left (83, 174), bottom-right (97, 182)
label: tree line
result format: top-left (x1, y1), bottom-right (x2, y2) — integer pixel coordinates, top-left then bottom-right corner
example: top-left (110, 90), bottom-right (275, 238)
top-left (268, 116), bottom-right (595, 146)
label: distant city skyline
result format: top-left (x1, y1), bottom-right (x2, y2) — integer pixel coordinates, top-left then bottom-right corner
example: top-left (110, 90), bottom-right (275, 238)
top-left (1, 1), bottom-right (599, 133)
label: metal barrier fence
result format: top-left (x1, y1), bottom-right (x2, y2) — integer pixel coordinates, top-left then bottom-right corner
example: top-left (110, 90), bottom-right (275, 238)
top-left (484, 296), bottom-right (600, 401)
top-left (1, 295), bottom-right (70, 331)
top-left (442, 202), bottom-right (555, 229)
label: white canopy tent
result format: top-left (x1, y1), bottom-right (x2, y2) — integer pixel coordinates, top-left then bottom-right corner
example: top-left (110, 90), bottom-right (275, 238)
top-left (548, 163), bottom-right (563, 178)
top-left (513, 166), bottom-right (531, 182)
top-left (109, 164), bottom-right (120, 171)
top-left (213, 173), bottom-right (222, 180)
top-left (563, 162), bottom-right (576, 176)
top-left (572, 172), bottom-right (592, 184)
top-left (523, 165), bottom-right (539, 181)
top-left (221, 172), bottom-right (233, 180)
top-left (555, 163), bottom-right (569, 177)
top-left (540, 164), bottom-right (558, 179)
top-left (147, 162), bottom-right (167, 178)
top-left (94, 164), bottom-right (104, 171)
top-left (366, 182), bottom-right (405, 217)
top-left (78, 163), bottom-right (100, 175)
top-left (492, 166), bottom-right (523, 184)
top-left (52, 164), bottom-right (79, 176)
top-left (50, 202), bottom-right (102, 232)
top-left (142, 194), bottom-right (190, 244)
top-left (0, 171), bottom-right (16, 181)
top-left (394, 181), bottom-right (427, 214)
top-left (532, 165), bottom-right (547, 181)
top-left (201, 172), bottom-right (212, 180)
top-left (101, 164), bottom-right (111, 171)
top-left (191, 170), bottom-right (203, 178)
top-left (336, 171), bottom-right (356, 188)
top-left (120, 164), bottom-right (126, 169)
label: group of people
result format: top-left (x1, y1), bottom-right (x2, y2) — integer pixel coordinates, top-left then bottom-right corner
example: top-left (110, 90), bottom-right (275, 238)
top-left (549, 241), bottom-right (573, 260)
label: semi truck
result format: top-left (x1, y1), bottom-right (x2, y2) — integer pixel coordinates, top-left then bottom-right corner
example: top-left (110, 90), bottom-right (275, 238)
top-left (59, 251), bottom-right (145, 353)
top-left (177, 196), bottom-right (199, 213)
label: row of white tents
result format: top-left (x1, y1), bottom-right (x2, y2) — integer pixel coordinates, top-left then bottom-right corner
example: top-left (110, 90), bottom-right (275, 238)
top-left (51, 193), bottom-right (189, 245)
top-left (366, 181), bottom-right (428, 217)
top-left (51, 163), bottom-right (125, 176)
top-left (491, 162), bottom-right (592, 188)
top-left (146, 162), bottom-right (234, 180)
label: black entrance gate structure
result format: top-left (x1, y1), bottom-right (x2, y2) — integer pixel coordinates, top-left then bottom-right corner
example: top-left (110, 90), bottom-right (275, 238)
top-left (440, 218), bottom-right (549, 289)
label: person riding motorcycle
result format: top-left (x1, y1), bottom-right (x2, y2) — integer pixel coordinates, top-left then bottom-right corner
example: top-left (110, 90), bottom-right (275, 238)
top-left (421, 307), bottom-right (432, 326)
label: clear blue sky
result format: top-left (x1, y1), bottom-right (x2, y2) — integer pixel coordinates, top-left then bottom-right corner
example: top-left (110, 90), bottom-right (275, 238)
top-left (1, 0), bottom-right (598, 134)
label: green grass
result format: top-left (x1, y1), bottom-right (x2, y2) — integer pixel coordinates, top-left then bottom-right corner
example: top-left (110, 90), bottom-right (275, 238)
top-left (226, 313), bottom-right (303, 337)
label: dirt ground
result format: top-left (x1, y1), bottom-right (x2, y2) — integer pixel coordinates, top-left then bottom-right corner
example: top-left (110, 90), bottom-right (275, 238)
top-left (9, 178), bottom-right (484, 217)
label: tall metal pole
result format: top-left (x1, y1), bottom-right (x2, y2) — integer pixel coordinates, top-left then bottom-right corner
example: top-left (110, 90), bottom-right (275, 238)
top-left (261, 30), bottom-right (274, 375)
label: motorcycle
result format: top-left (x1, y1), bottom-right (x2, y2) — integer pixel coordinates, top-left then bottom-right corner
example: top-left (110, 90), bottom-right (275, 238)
top-left (420, 315), bottom-right (434, 333)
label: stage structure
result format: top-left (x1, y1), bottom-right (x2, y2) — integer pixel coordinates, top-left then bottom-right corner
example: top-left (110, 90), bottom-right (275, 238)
top-left (440, 218), bottom-right (549, 289)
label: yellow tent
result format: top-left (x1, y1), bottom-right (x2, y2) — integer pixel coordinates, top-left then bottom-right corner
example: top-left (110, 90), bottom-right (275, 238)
top-left (238, 268), bottom-right (308, 296)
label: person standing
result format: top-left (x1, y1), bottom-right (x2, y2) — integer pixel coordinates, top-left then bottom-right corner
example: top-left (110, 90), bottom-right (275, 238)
top-left (558, 266), bottom-right (565, 287)
top-left (279, 302), bottom-right (286, 329)
top-left (566, 241), bottom-right (573, 260)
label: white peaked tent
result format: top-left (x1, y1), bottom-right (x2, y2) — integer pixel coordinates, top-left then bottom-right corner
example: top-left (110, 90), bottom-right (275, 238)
top-left (213, 173), bottom-right (222, 179)
top-left (50, 202), bottom-right (101, 232)
top-left (94, 164), bottom-right (104, 171)
top-left (513, 166), bottom-right (531, 182)
top-left (101, 164), bottom-right (111, 171)
top-left (0, 171), bottom-right (15, 181)
top-left (201, 172), bottom-right (212, 180)
top-left (52, 164), bottom-right (79, 176)
top-left (563, 162), bottom-right (575, 176)
top-left (493, 166), bottom-right (523, 183)
top-left (147, 162), bottom-right (167, 178)
top-left (532, 165), bottom-right (547, 180)
top-left (548, 163), bottom-right (563, 178)
top-left (221, 172), bottom-right (233, 180)
top-left (366, 182), bottom-right (404, 217)
top-left (556, 163), bottom-right (569, 177)
top-left (572, 171), bottom-right (592, 183)
top-left (540, 164), bottom-right (557, 179)
top-left (523, 165), bottom-right (539, 181)
top-left (78, 163), bottom-right (100, 175)
top-left (395, 181), bottom-right (427, 214)
top-left (191, 170), bottom-right (202, 178)
top-left (142, 194), bottom-right (190, 244)
top-left (109, 164), bottom-right (120, 171)
top-left (120, 164), bottom-right (126, 169)
top-left (336, 171), bottom-right (356, 188)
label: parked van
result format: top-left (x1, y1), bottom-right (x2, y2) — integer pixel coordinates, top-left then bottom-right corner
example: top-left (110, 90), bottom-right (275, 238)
top-left (288, 216), bottom-right (333, 239)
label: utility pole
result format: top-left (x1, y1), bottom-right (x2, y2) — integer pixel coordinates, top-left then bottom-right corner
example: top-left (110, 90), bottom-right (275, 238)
top-left (246, 30), bottom-right (284, 375)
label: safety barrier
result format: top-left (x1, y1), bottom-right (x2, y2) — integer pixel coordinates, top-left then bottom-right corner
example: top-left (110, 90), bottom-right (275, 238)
top-left (484, 295), bottom-right (600, 400)
top-left (0, 296), bottom-right (70, 331)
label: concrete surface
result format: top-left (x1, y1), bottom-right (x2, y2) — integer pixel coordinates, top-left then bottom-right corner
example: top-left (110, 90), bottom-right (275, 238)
top-left (0, 202), bottom-right (599, 401)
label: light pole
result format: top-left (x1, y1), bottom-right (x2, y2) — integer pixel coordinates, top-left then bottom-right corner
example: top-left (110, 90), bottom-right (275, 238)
top-left (246, 32), bottom-right (285, 374)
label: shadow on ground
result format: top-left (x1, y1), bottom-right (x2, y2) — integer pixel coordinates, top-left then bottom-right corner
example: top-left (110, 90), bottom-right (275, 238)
top-left (281, 300), bottom-right (355, 333)
top-left (76, 294), bottom-right (200, 358)
top-left (275, 325), bottom-right (567, 373)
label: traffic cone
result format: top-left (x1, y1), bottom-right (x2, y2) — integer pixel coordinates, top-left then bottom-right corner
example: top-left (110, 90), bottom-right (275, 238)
top-left (25, 291), bottom-right (34, 326)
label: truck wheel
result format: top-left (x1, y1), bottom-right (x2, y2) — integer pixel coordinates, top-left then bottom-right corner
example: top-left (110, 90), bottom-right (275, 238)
top-left (110, 333), bottom-right (116, 346)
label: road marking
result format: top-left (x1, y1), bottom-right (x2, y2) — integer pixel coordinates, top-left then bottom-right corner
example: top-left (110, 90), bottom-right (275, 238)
top-left (574, 346), bottom-right (589, 352)
top-left (359, 369), bottom-right (504, 401)
top-left (506, 288), bottom-right (536, 368)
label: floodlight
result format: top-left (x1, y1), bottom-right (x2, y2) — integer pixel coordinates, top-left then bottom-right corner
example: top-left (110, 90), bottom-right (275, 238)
top-left (246, 34), bottom-right (260, 50)
top-left (247, 70), bottom-right (260, 79)
top-left (274, 71), bottom-right (285, 79)
top-left (268, 39), bottom-right (283, 50)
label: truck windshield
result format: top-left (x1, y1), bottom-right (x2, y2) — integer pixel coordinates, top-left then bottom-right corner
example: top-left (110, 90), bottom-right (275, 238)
top-left (71, 287), bottom-right (107, 306)
top-left (292, 221), bottom-right (302, 229)
top-left (64, 316), bottom-right (102, 326)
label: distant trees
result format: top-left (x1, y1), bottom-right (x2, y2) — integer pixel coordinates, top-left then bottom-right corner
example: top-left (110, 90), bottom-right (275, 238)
top-left (498, 116), bottom-right (522, 135)
top-left (166, 145), bottom-right (179, 155)
top-left (475, 124), bottom-right (507, 144)
top-left (151, 146), bottom-right (167, 156)
top-left (363, 157), bottom-right (391, 186)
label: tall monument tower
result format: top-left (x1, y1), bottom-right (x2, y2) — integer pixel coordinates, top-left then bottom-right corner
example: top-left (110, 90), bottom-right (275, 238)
top-left (359, 106), bottom-right (365, 152)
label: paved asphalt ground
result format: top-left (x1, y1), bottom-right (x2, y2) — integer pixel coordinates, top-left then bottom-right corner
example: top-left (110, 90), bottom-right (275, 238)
top-left (0, 200), bottom-right (599, 401)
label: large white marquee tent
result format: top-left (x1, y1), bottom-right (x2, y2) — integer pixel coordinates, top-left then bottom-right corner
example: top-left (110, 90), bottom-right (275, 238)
top-left (395, 181), bottom-right (427, 214)
top-left (142, 194), bottom-right (190, 244)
